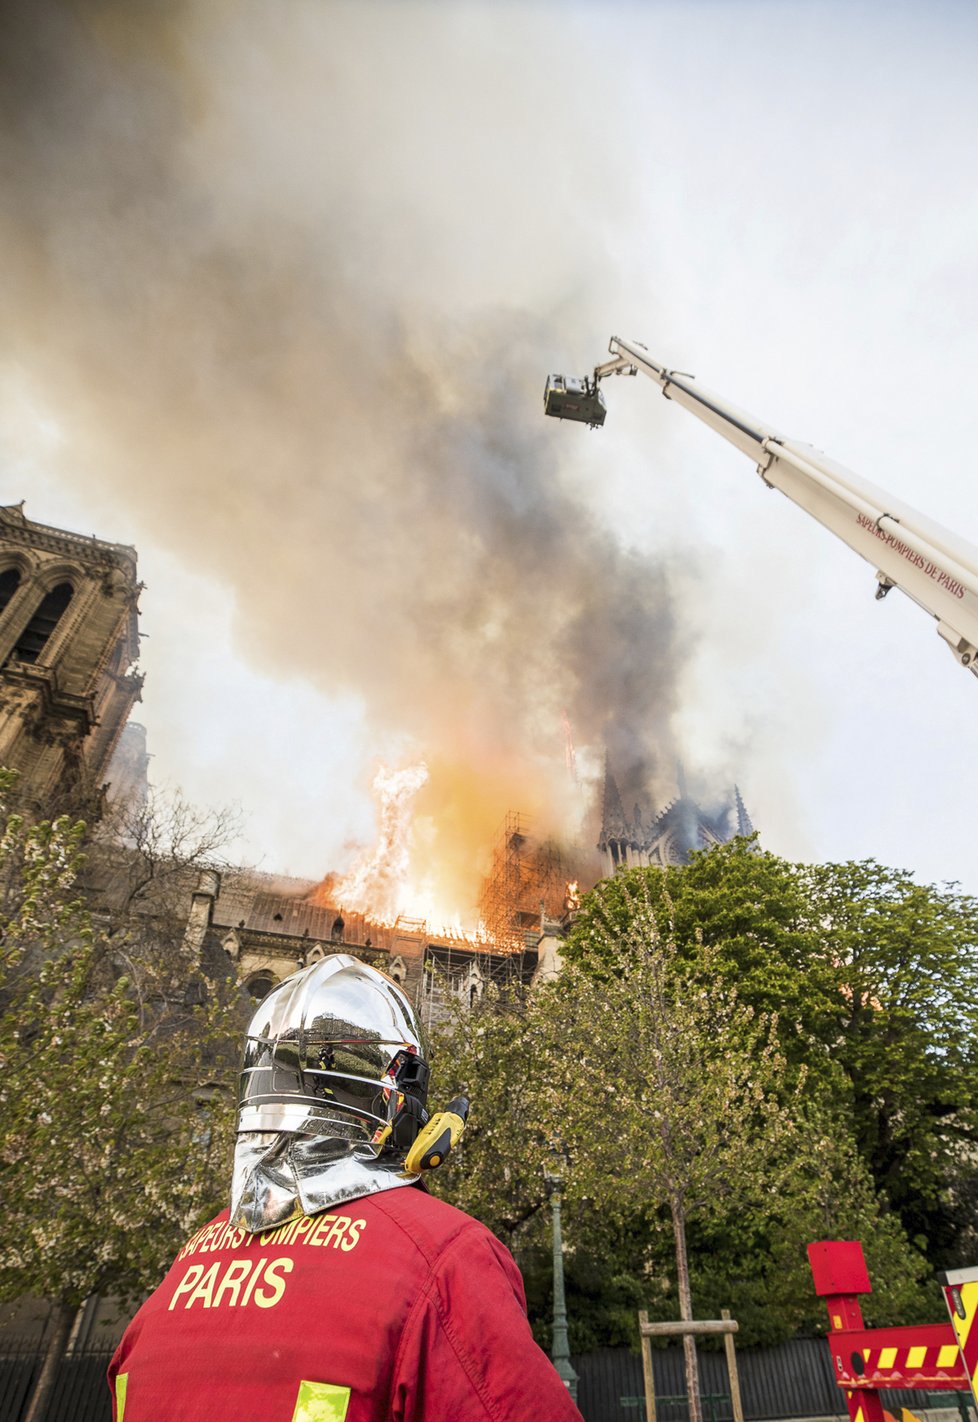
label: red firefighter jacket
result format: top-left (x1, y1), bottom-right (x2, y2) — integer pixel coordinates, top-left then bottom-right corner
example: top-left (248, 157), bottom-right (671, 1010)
top-left (108, 1185), bottom-right (583, 1421)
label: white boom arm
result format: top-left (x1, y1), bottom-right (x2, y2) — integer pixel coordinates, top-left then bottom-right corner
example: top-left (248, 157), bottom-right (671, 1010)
top-left (593, 336), bottom-right (978, 677)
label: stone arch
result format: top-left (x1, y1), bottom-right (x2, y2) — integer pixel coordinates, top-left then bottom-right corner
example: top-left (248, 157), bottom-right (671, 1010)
top-left (8, 581), bottom-right (74, 665)
top-left (5, 560), bottom-right (85, 669)
top-left (243, 970), bottom-right (278, 1002)
top-left (28, 559), bottom-right (87, 599)
top-left (0, 566), bottom-right (22, 616)
top-left (0, 554), bottom-right (39, 663)
top-left (458, 962), bottom-right (485, 1009)
top-left (0, 551), bottom-right (35, 609)
top-left (0, 549), bottom-right (36, 579)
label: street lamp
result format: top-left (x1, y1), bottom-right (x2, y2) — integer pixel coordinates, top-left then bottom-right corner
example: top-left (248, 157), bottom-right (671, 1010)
top-left (543, 1145), bottom-right (578, 1402)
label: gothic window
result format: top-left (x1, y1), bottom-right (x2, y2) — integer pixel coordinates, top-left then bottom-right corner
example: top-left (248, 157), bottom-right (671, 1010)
top-left (10, 581), bottom-right (74, 664)
top-left (0, 567), bottom-right (21, 613)
top-left (245, 972), bottom-right (276, 1002)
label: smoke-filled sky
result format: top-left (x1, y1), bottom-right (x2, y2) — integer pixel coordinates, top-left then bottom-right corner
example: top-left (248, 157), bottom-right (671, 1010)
top-left (4, 0), bottom-right (978, 918)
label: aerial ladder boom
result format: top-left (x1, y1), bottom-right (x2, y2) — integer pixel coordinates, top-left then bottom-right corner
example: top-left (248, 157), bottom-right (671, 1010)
top-left (545, 337), bottom-right (978, 677)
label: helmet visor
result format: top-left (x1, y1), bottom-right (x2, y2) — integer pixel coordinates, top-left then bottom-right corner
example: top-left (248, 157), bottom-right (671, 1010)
top-left (240, 1032), bottom-right (408, 1132)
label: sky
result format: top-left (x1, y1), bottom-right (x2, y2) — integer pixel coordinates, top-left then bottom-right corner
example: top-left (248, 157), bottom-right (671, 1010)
top-left (3, 0), bottom-right (978, 920)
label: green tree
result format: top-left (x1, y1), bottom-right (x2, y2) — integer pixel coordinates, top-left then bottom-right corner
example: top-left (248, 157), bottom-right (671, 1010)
top-left (544, 875), bottom-right (807, 1422)
top-left (801, 859), bottom-right (978, 1261)
top-left (429, 988), bottom-right (549, 1244)
top-left (564, 839), bottom-right (839, 1068)
top-left (0, 773), bottom-right (242, 1422)
top-left (432, 851), bottom-right (938, 1366)
top-left (567, 842), bottom-right (978, 1267)
top-left (681, 1098), bottom-right (934, 1344)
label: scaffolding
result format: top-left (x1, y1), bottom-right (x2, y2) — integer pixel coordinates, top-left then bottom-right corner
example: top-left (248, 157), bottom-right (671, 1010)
top-left (477, 811), bottom-right (567, 954)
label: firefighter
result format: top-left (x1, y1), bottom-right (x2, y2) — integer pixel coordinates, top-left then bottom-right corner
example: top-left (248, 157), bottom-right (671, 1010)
top-left (109, 953), bottom-right (584, 1421)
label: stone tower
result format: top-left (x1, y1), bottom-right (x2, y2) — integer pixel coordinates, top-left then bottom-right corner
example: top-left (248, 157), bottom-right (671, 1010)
top-left (0, 503), bottom-right (142, 814)
top-left (597, 757), bottom-right (754, 874)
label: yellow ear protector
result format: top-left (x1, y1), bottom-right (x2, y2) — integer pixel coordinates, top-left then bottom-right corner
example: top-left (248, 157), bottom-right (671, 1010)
top-left (404, 1096), bottom-right (469, 1174)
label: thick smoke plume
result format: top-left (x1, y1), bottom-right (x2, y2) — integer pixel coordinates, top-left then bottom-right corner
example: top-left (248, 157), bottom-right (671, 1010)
top-left (0, 0), bottom-right (686, 917)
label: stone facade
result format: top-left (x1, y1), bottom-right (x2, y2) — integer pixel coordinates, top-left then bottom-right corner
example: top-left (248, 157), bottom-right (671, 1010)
top-left (0, 503), bottom-right (142, 814)
top-left (181, 866), bottom-right (553, 1020)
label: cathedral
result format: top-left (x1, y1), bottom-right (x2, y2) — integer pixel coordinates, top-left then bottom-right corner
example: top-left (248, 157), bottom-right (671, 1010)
top-left (1, 505), bottom-right (753, 1008)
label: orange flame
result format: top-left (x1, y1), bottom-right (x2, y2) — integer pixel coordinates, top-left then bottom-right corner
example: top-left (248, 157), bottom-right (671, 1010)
top-left (335, 761), bottom-right (487, 942)
top-left (335, 762), bottom-right (430, 922)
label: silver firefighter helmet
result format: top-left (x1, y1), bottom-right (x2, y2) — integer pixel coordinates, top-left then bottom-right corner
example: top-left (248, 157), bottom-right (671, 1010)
top-left (230, 953), bottom-right (431, 1232)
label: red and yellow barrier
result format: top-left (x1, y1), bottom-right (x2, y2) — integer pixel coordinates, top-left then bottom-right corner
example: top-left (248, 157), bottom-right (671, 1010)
top-left (808, 1241), bottom-right (971, 1422)
top-left (941, 1266), bottom-right (978, 1405)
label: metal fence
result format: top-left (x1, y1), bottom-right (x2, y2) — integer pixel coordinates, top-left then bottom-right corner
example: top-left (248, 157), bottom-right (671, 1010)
top-left (0, 1342), bottom-right (114, 1422)
top-left (573, 1339), bottom-right (977, 1422)
top-left (1, 1335), bottom-right (974, 1422)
